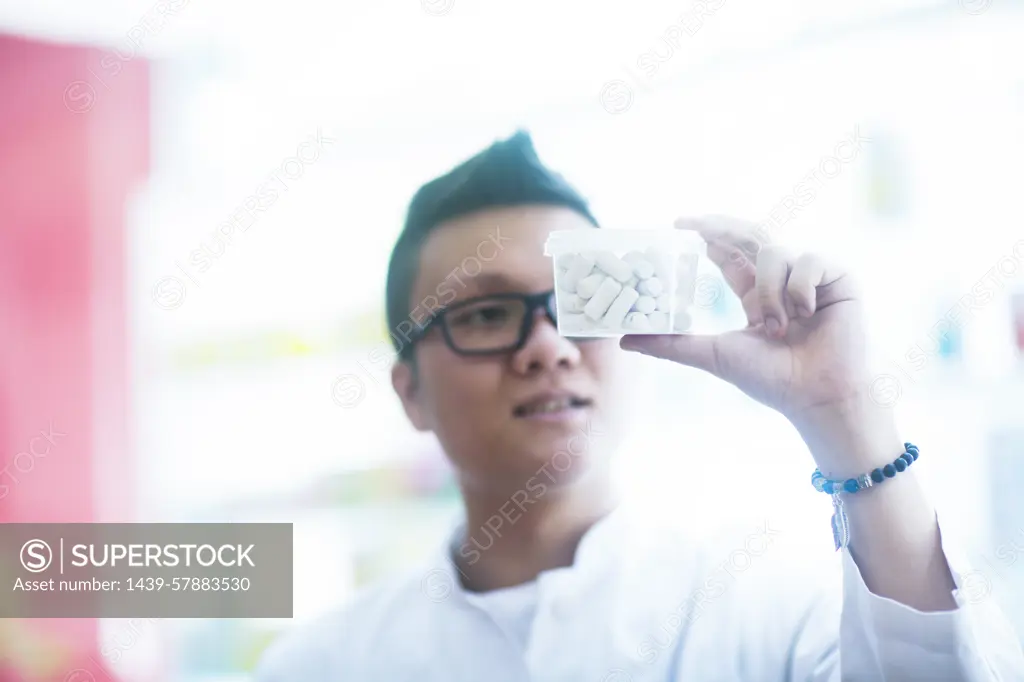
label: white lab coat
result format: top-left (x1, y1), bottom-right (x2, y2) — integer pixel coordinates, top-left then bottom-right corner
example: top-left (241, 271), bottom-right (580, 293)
top-left (255, 502), bottom-right (1024, 681)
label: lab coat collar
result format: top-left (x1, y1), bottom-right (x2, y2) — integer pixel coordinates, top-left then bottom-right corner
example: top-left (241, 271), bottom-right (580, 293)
top-left (434, 500), bottom-right (632, 598)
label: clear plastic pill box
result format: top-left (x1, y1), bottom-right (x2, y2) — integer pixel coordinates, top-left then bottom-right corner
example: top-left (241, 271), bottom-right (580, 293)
top-left (544, 229), bottom-right (706, 337)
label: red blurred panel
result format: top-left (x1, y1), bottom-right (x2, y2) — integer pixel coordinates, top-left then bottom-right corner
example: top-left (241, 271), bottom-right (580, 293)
top-left (0, 33), bottom-right (149, 681)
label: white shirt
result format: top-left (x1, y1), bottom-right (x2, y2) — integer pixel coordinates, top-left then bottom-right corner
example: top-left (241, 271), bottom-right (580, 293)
top-left (464, 579), bottom-right (539, 652)
top-left (255, 502), bottom-right (1024, 681)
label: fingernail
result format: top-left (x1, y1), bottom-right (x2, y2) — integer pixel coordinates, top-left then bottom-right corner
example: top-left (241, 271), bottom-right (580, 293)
top-left (765, 317), bottom-right (781, 335)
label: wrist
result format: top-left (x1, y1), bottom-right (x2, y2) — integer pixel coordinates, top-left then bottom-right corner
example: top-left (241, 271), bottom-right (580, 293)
top-left (790, 394), bottom-right (903, 479)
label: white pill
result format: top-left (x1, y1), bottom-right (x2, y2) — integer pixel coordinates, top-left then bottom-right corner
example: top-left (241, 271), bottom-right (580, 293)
top-left (623, 251), bottom-right (656, 280)
top-left (563, 253), bottom-right (595, 291)
top-left (623, 311), bottom-right (651, 331)
top-left (624, 275), bottom-right (638, 290)
top-left (638, 277), bottom-right (664, 297)
top-left (647, 311), bottom-right (670, 331)
top-left (556, 253), bottom-right (576, 271)
top-left (594, 251), bottom-right (635, 283)
top-left (644, 247), bottom-right (672, 281)
top-left (575, 272), bottom-right (607, 299)
top-left (583, 277), bottom-right (623, 321)
top-left (673, 310), bottom-right (693, 332)
top-left (634, 296), bottom-right (656, 314)
top-left (602, 287), bottom-right (640, 328)
top-left (558, 291), bottom-right (586, 313)
top-left (559, 313), bottom-right (592, 334)
top-left (635, 260), bottom-right (656, 280)
top-left (656, 294), bottom-right (671, 312)
top-left (557, 270), bottom-right (577, 294)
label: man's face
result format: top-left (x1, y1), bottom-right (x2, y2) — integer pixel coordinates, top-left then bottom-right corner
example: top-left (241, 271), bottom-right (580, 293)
top-left (391, 205), bottom-right (630, 495)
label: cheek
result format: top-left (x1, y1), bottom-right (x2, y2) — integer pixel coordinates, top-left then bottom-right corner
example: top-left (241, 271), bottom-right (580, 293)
top-left (421, 354), bottom-right (504, 415)
top-left (580, 341), bottom-right (623, 383)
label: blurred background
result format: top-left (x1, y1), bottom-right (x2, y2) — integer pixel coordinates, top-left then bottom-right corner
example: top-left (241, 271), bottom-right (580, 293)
top-left (1, 0), bottom-right (1024, 679)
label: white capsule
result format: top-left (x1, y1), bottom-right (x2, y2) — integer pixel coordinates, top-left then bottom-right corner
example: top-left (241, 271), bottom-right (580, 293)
top-left (638, 277), bottom-right (664, 297)
top-left (575, 272), bottom-right (607, 300)
top-left (559, 312), bottom-right (591, 334)
top-left (673, 310), bottom-right (693, 332)
top-left (557, 271), bottom-right (577, 294)
top-left (624, 275), bottom-right (638, 291)
top-left (583, 277), bottom-right (623, 321)
top-left (556, 253), bottom-right (576, 272)
top-left (635, 260), bottom-right (656, 280)
top-left (656, 294), bottom-right (671, 312)
top-left (647, 310), bottom-right (670, 331)
top-left (623, 251), bottom-right (656, 280)
top-left (624, 311), bottom-right (652, 331)
top-left (563, 253), bottom-right (595, 291)
top-left (602, 287), bottom-right (640, 328)
top-left (633, 295), bottom-right (656, 314)
top-left (594, 251), bottom-right (635, 283)
top-left (644, 247), bottom-right (672, 282)
top-left (558, 291), bottom-right (586, 313)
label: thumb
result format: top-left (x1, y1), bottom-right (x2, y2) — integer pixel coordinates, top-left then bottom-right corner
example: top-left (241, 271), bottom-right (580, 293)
top-left (619, 329), bottom-right (764, 377)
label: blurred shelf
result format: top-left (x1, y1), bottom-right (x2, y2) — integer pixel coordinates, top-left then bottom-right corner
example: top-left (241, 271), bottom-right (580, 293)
top-left (181, 454), bottom-right (460, 521)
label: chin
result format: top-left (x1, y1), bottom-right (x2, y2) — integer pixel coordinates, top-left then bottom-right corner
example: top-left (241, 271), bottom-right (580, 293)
top-left (512, 438), bottom-right (603, 487)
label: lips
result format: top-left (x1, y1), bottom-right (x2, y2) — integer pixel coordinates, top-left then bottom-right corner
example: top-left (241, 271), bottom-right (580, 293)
top-left (513, 392), bottom-right (593, 418)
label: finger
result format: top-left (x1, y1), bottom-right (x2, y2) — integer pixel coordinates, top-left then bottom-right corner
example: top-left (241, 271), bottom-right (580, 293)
top-left (620, 333), bottom-right (721, 374)
top-left (676, 215), bottom-right (772, 265)
top-left (756, 245), bottom-right (791, 337)
top-left (786, 253), bottom-right (825, 317)
top-left (620, 328), bottom-right (766, 383)
top-left (739, 288), bottom-right (763, 327)
top-left (706, 240), bottom-right (756, 298)
top-left (706, 241), bottom-right (763, 325)
top-left (810, 260), bottom-right (859, 311)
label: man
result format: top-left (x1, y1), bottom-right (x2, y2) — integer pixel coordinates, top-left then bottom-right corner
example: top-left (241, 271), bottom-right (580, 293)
top-left (256, 131), bottom-right (1024, 680)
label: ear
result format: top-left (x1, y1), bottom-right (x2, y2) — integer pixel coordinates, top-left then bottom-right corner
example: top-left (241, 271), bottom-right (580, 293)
top-left (392, 360), bottom-right (429, 432)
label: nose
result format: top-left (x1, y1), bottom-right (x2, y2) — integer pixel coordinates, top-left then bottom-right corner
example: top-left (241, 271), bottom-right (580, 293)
top-left (510, 307), bottom-right (582, 375)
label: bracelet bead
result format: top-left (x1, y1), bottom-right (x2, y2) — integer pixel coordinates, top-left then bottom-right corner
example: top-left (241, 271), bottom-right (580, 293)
top-left (812, 444), bottom-right (919, 496)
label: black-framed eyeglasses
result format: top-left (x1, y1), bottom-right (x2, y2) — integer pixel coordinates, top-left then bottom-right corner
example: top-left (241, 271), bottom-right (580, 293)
top-left (402, 290), bottom-right (575, 357)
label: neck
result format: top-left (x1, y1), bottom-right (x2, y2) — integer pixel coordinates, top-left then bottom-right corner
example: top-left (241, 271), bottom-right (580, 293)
top-left (452, 469), bottom-right (618, 592)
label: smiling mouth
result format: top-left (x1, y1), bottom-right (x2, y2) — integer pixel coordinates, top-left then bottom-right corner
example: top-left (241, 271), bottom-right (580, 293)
top-left (513, 396), bottom-right (593, 418)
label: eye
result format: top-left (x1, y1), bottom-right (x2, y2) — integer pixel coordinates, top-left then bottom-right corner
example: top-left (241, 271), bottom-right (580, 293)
top-left (449, 303), bottom-right (513, 327)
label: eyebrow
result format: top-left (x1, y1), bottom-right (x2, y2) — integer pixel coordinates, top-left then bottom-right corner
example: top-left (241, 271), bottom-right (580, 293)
top-left (439, 273), bottom-right (529, 310)
top-left (460, 272), bottom-right (521, 289)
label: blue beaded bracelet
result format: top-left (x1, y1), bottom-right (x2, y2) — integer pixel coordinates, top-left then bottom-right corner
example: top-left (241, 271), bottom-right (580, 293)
top-left (811, 443), bottom-right (919, 551)
top-left (811, 442), bottom-right (919, 496)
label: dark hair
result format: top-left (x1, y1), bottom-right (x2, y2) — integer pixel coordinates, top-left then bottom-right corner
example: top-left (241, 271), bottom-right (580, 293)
top-left (385, 129), bottom-right (599, 358)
